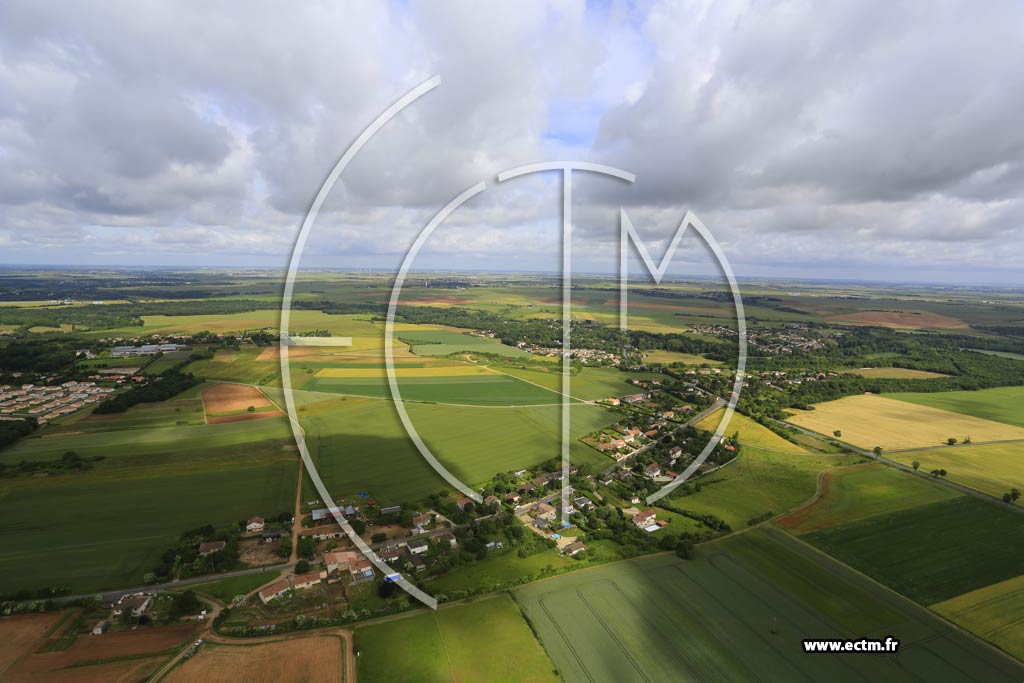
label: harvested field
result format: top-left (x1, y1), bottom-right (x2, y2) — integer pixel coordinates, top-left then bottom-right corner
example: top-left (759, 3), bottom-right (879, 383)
top-left (202, 383), bottom-right (274, 415)
top-left (0, 613), bottom-right (63, 676)
top-left (784, 394), bottom-right (1024, 450)
top-left (827, 310), bottom-right (968, 329)
top-left (843, 367), bottom-right (947, 379)
top-left (696, 408), bottom-right (808, 453)
top-left (255, 346), bottom-right (325, 361)
top-left (165, 635), bottom-right (344, 683)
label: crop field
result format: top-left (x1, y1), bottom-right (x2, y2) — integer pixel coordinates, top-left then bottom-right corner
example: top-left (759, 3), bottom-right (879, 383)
top-left (166, 635), bottom-right (345, 683)
top-left (883, 386), bottom-right (1024, 429)
top-left (494, 365), bottom-right (657, 401)
top-left (932, 575), bottom-right (1024, 662)
top-left (0, 419), bottom-right (297, 592)
top-left (666, 445), bottom-right (849, 529)
top-left (297, 396), bottom-right (615, 504)
top-left (776, 463), bottom-right (961, 535)
top-left (398, 328), bottom-right (535, 358)
top-left (514, 528), bottom-right (1024, 682)
top-left (802, 496), bottom-right (1024, 605)
top-left (784, 394), bottom-right (1024, 450)
top-left (641, 350), bottom-right (721, 365)
top-left (356, 593), bottom-right (558, 683)
top-left (887, 442), bottom-right (1024, 499)
top-left (201, 382), bottom-right (282, 423)
top-left (1, 615), bottom-right (194, 683)
top-left (696, 408), bottom-right (809, 453)
top-left (43, 394), bottom-right (206, 434)
top-left (844, 367), bottom-right (948, 379)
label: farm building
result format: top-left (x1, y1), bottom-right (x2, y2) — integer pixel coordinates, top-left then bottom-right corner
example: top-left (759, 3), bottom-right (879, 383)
top-left (91, 620), bottom-right (108, 635)
top-left (198, 540), bottom-right (226, 556)
top-left (261, 530), bottom-right (284, 543)
top-left (380, 505), bottom-right (402, 516)
top-left (246, 516), bottom-right (265, 532)
top-left (112, 593), bottom-right (154, 618)
top-left (562, 541), bottom-right (586, 556)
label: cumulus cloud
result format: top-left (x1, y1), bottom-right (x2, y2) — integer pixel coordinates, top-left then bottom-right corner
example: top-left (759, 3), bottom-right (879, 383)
top-left (0, 0), bottom-right (1020, 282)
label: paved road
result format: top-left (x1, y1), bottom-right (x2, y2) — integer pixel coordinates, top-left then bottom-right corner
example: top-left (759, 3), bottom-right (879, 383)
top-left (52, 562), bottom-right (294, 606)
top-left (772, 417), bottom-right (1024, 514)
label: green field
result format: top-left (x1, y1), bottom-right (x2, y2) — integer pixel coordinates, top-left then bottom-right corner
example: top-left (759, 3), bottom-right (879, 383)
top-left (298, 396), bottom-right (617, 504)
top-left (514, 528), bottom-right (1024, 682)
top-left (191, 572), bottom-right (281, 604)
top-left (0, 418), bottom-right (297, 593)
top-left (399, 328), bottom-right (535, 358)
top-left (777, 463), bottom-right (961, 535)
top-left (802, 496), bottom-right (1024, 605)
top-left (43, 388), bottom-right (207, 435)
top-left (355, 593), bottom-right (558, 683)
top-left (883, 386), bottom-right (1024, 429)
top-left (888, 442), bottom-right (1024, 499)
top-left (495, 365), bottom-right (657, 401)
top-left (666, 446), bottom-right (850, 530)
top-left (932, 575), bottom-right (1024, 662)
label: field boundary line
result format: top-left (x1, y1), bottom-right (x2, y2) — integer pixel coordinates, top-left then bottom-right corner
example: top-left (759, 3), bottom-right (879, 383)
top-left (432, 610), bottom-right (459, 683)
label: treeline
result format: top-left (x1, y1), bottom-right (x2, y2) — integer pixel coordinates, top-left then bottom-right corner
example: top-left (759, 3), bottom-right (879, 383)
top-left (93, 369), bottom-right (199, 414)
top-left (0, 450), bottom-right (104, 478)
top-left (0, 298), bottom-right (273, 332)
top-left (0, 340), bottom-right (79, 373)
top-left (0, 418), bottom-right (37, 451)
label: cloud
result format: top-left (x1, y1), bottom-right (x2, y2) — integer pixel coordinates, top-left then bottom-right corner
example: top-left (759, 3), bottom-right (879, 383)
top-left (0, 0), bottom-right (1020, 283)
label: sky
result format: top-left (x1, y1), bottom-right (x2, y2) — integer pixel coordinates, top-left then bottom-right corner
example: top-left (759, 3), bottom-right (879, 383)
top-left (0, 1), bottom-right (1022, 285)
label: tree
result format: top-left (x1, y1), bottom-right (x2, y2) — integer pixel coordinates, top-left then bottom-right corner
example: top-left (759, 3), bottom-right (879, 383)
top-left (349, 519), bottom-right (366, 535)
top-left (371, 532), bottom-right (386, 543)
top-left (170, 590), bottom-right (201, 619)
top-left (911, 461), bottom-right (920, 471)
top-left (295, 559), bottom-right (310, 574)
top-left (833, 430), bottom-right (842, 438)
top-left (946, 437), bottom-right (957, 445)
top-left (963, 435), bottom-right (972, 444)
top-left (873, 446), bottom-right (883, 457)
top-left (1011, 488), bottom-right (1021, 503)
top-left (247, 405), bottom-right (255, 412)
top-left (676, 539), bottom-right (695, 560)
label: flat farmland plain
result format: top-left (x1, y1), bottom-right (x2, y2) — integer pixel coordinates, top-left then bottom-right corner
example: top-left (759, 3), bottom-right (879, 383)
top-left (166, 635), bottom-right (345, 683)
top-left (514, 528), bottom-right (1024, 682)
top-left (696, 408), bottom-right (809, 453)
top-left (883, 386), bottom-right (1024, 428)
top-left (356, 593), bottom-right (558, 683)
top-left (932, 575), bottom-right (1024, 663)
top-left (887, 442), bottom-right (1024, 499)
top-left (784, 394), bottom-right (1024, 450)
top-left (802, 496), bottom-right (1024, 605)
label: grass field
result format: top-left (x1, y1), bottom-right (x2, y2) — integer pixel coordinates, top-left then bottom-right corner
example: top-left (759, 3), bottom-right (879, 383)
top-left (494, 365), bottom-right (657, 401)
top-left (666, 445), bottom-right (849, 530)
top-left (883, 386), bottom-right (1024, 428)
top-left (42, 394), bottom-right (206, 435)
top-left (641, 350), bottom-right (721, 365)
top-left (932, 575), bottom-right (1024, 662)
top-left (776, 463), bottom-right (961, 534)
top-left (356, 593), bottom-right (558, 683)
top-left (514, 528), bottom-right (1024, 682)
top-left (696, 408), bottom-right (809, 453)
top-left (0, 418), bottom-right (297, 593)
top-left (191, 572), bottom-right (281, 604)
top-left (802, 495), bottom-right (1024, 605)
top-left (844, 367), bottom-right (948, 379)
top-left (398, 328), bottom-right (536, 358)
top-left (784, 394), bottom-right (1024, 450)
top-left (298, 396), bottom-right (617, 504)
top-left (887, 442), bottom-right (1024, 499)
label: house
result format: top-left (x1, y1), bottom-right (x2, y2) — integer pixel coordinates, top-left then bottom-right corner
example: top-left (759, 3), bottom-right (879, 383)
top-left (406, 551), bottom-right (426, 572)
top-left (412, 512), bottom-right (433, 528)
top-left (645, 462), bottom-right (661, 478)
top-left (112, 593), bottom-right (154, 619)
top-left (324, 550), bottom-right (356, 573)
top-left (261, 530), bottom-right (284, 543)
top-left (408, 539), bottom-right (429, 555)
top-left (534, 502), bottom-right (556, 521)
top-left (669, 446), bottom-right (683, 458)
top-left (348, 557), bottom-right (374, 584)
top-left (633, 509), bottom-right (658, 529)
top-left (246, 516), bottom-right (265, 533)
top-left (91, 620), bottom-right (108, 635)
top-left (505, 492), bottom-right (522, 505)
top-left (378, 544), bottom-right (402, 563)
top-left (645, 429), bottom-right (659, 438)
top-left (533, 517), bottom-right (549, 530)
top-left (292, 570), bottom-right (326, 590)
top-left (605, 397), bottom-right (621, 406)
top-left (198, 540), bottom-right (226, 556)
top-left (483, 495), bottom-right (501, 507)
top-left (572, 496), bottom-right (593, 511)
top-left (436, 531), bottom-right (458, 548)
top-left (456, 497), bottom-right (474, 511)
top-left (259, 579), bottom-right (291, 604)
top-left (562, 541), bottom-right (586, 556)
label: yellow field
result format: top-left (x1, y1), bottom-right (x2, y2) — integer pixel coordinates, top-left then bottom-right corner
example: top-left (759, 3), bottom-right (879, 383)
top-left (785, 394), bottom-right (1024, 450)
top-left (697, 408), bottom-right (808, 453)
top-left (888, 442), bottom-right (1024, 498)
top-left (642, 350), bottom-right (722, 365)
top-left (843, 367), bottom-right (947, 379)
top-left (316, 365), bottom-right (494, 378)
top-left (932, 574), bottom-right (1024, 661)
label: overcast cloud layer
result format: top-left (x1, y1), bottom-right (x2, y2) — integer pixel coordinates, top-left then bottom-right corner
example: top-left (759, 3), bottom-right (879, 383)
top-left (0, 0), bottom-right (1022, 284)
